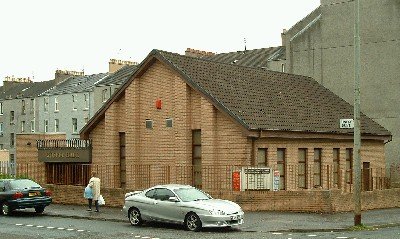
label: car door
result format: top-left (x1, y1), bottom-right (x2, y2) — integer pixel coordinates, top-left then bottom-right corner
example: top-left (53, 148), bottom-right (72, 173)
top-left (152, 188), bottom-right (182, 223)
top-left (138, 189), bottom-right (158, 220)
top-left (0, 180), bottom-right (5, 202)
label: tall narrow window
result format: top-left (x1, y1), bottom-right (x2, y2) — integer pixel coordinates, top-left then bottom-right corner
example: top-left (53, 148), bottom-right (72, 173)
top-left (72, 118), bottom-right (78, 133)
top-left (346, 148), bottom-right (353, 184)
top-left (0, 123), bottom-right (3, 136)
top-left (102, 89), bottom-right (108, 102)
top-left (30, 99), bottom-right (35, 113)
top-left (0, 102), bottom-right (3, 115)
top-left (10, 111), bottom-right (15, 124)
top-left (84, 94), bottom-right (89, 109)
top-left (30, 120), bottom-right (35, 132)
top-left (277, 148), bottom-right (286, 190)
top-left (333, 148), bottom-right (340, 187)
top-left (281, 63), bottom-right (285, 72)
top-left (72, 95), bottom-right (77, 110)
top-left (44, 120), bottom-right (49, 133)
top-left (257, 148), bottom-right (267, 167)
top-left (192, 130), bottom-right (202, 189)
top-left (10, 133), bottom-right (15, 148)
top-left (21, 100), bottom-right (26, 114)
top-left (314, 148), bottom-right (322, 187)
top-left (119, 132), bottom-right (126, 188)
top-left (55, 97), bottom-right (59, 111)
top-left (84, 117), bottom-right (88, 124)
top-left (21, 121), bottom-right (25, 132)
top-left (54, 119), bottom-right (59, 132)
top-left (44, 97), bottom-right (49, 112)
top-left (298, 148), bottom-right (307, 189)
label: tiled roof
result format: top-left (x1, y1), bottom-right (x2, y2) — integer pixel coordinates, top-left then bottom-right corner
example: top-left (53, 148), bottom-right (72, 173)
top-left (96, 65), bottom-right (138, 86)
top-left (156, 50), bottom-right (389, 136)
top-left (81, 49), bottom-right (390, 138)
top-left (204, 47), bottom-right (285, 68)
top-left (0, 80), bottom-right (57, 100)
top-left (41, 73), bottom-right (108, 96)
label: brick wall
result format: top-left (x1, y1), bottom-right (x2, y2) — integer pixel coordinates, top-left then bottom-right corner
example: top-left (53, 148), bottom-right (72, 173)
top-left (46, 184), bottom-right (400, 213)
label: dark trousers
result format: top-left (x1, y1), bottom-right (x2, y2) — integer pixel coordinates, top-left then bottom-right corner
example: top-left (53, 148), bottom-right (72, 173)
top-left (88, 199), bottom-right (99, 211)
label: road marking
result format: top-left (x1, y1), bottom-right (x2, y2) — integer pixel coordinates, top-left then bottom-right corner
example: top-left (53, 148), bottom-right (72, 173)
top-left (26, 225), bottom-right (34, 227)
top-left (66, 228), bottom-right (75, 231)
top-left (272, 232), bottom-right (283, 235)
top-left (336, 237), bottom-right (348, 239)
top-left (36, 226), bottom-right (44, 228)
top-left (15, 224), bottom-right (23, 226)
top-left (307, 235), bottom-right (317, 237)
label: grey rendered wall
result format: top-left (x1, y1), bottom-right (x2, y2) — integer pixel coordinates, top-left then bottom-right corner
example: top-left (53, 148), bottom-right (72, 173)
top-left (285, 0), bottom-right (400, 166)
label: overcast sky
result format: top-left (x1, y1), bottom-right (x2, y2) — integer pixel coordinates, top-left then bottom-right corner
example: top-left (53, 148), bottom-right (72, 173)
top-left (0, 0), bottom-right (320, 84)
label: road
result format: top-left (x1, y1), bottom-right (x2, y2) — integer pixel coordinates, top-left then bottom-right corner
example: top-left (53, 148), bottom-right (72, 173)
top-left (1, 211), bottom-right (400, 239)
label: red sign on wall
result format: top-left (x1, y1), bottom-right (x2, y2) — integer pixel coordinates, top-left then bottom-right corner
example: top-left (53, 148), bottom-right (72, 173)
top-left (232, 171), bottom-right (241, 191)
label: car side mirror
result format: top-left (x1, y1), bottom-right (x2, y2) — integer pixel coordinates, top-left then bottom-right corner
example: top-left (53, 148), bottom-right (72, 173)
top-left (168, 196), bottom-right (179, 202)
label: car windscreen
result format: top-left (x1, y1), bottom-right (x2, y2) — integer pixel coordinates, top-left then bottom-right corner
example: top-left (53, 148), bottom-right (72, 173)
top-left (9, 179), bottom-right (41, 190)
top-left (174, 188), bottom-right (211, 202)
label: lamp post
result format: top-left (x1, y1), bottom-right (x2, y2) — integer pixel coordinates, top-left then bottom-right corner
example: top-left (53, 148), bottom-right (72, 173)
top-left (353, 0), bottom-right (362, 226)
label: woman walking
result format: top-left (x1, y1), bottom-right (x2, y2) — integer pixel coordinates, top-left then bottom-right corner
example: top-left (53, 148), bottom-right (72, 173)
top-left (88, 171), bottom-right (101, 212)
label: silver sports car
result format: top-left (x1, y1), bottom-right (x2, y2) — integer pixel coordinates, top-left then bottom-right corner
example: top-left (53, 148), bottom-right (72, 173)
top-left (122, 184), bottom-right (244, 231)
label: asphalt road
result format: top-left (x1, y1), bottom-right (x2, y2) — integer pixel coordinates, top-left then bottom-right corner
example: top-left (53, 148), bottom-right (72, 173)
top-left (1, 211), bottom-right (400, 239)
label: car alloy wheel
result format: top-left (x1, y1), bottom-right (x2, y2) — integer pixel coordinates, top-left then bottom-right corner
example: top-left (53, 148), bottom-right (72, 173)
top-left (128, 208), bottom-right (143, 226)
top-left (1, 203), bottom-right (12, 216)
top-left (185, 212), bottom-right (202, 232)
top-left (35, 206), bottom-right (45, 213)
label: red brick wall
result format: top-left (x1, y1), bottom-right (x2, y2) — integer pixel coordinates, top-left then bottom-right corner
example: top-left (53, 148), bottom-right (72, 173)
top-left (47, 184), bottom-right (400, 213)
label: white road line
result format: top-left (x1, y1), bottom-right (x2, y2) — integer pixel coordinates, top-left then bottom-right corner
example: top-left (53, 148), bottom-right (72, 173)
top-left (77, 229), bottom-right (85, 232)
top-left (336, 237), bottom-right (349, 239)
top-left (308, 235), bottom-right (318, 237)
top-left (36, 226), bottom-right (44, 228)
top-left (26, 225), bottom-right (34, 227)
top-left (66, 228), bottom-right (75, 231)
top-left (57, 227), bottom-right (65, 230)
top-left (272, 232), bottom-right (283, 235)
top-left (47, 227), bottom-right (55, 229)
top-left (15, 224), bottom-right (23, 226)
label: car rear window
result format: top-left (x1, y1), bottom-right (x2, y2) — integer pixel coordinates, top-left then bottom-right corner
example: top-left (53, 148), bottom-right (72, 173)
top-left (9, 179), bottom-right (41, 190)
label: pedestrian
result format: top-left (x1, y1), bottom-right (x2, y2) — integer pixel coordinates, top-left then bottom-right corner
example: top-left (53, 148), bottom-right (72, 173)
top-left (84, 183), bottom-right (93, 211)
top-left (88, 171), bottom-right (101, 212)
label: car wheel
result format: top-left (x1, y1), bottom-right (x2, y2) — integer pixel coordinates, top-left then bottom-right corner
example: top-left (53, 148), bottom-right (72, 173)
top-left (128, 207), bottom-right (143, 226)
top-left (185, 212), bottom-right (202, 232)
top-left (1, 202), bottom-right (13, 216)
top-left (35, 206), bottom-right (45, 213)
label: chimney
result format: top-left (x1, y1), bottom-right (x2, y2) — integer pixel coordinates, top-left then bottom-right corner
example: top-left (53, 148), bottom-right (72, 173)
top-left (109, 59), bottom-right (138, 73)
top-left (54, 69), bottom-right (84, 84)
top-left (3, 76), bottom-right (32, 90)
top-left (185, 48), bottom-right (215, 58)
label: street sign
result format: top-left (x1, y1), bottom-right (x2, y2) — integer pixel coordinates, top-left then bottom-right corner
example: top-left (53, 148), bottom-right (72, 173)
top-left (340, 119), bottom-right (354, 129)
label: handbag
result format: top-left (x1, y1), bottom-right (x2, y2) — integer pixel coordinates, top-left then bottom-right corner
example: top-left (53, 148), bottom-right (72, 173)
top-left (84, 185), bottom-right (93, 199)
top-left (98, 194), bottom-right (105, 205)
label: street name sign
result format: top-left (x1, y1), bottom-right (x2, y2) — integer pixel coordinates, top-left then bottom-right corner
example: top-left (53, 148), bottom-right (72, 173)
top-left (340, 119), bottom-right (354, 129)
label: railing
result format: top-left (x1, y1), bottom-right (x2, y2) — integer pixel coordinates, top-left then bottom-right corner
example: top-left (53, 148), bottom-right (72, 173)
top-left (0, 162), bottom-right (394, 192)
top-left (37, 139), bottom-right (92, 149)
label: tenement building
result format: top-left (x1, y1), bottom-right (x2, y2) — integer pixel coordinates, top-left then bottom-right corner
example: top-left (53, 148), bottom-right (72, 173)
top-left (80, 49), bottom-right (391, 193)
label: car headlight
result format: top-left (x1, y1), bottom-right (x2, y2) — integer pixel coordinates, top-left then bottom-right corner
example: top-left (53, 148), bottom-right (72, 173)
top-left (209, 209), bottom-right (226, 215)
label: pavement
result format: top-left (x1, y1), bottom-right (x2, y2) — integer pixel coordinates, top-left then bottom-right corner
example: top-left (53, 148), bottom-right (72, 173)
top-left (44, 203), bottom-right (400, 233)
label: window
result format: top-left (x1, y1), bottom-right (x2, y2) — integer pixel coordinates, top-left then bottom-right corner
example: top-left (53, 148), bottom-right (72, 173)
top-left (257, 148), bottom-right (267, 167)
top-left (0, 123), bottom-right (3, 136)
top-left (0, 102), bottom-right (3, 115)
top-left (145, 119), bottom-right (153, 129)
top-left (314, 148), bottom-right (322, 187)
top-left (333, 148), bottom-right (340, 187)
top-left (166, 118), bottom-right (173, 128)
top-left (44, 120), bottom-right (49, 133)
top-left (21, 100), bottom-right (26, 114)
top-left (44, 97), bottom-right (49, 112)
top-left (346, 148), bottom-right (353, 184)
top-left (54, 119), bottom-right (59, 132)
top-left (21, 121), bottom-right (25, 132)
top-left (281, 63), bottom-right (285, 72)
top-left (55, 97), bottom-right (59, 111)
top-left (192, 130), bottom-right (202, 189)
top-left (72, 118), bottom-right (78, 133)
top-left (72, 95), bottom-right (77, 110)
top-left (30, 120), bottom-right (35, 132)
top-left (30, 99), bottom-right (35, 113)
top-left (10, 111), bottom-right (15, 124)
top-left (10, 133), bottom-right (15, 148)
top-left (0, 144), bottom-right (3, 150)
top-left (84, 94), bottom-right (89, 109)
top-left (102, 89), bottom-right (108, 102)
top-left (277, 148), bottom-right (286, 190)
top-left (84, 117), bottom-right (88, 124)
top-left (298, 148), bottom-right (307, 189)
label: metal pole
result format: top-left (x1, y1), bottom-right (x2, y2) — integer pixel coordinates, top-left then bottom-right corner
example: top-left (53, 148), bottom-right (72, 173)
top-left (353, 0), bottom-right (362, 226)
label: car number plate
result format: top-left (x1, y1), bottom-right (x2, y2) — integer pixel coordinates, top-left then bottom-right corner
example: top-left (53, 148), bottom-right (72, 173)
top-left (230, 215), bottom-right (241, 220)
top-left (29, 192), bottom-right (40, 197)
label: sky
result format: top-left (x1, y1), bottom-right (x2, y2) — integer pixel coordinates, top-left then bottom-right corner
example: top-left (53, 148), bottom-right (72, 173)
top-left (0, 0), bottom-right (320, 85)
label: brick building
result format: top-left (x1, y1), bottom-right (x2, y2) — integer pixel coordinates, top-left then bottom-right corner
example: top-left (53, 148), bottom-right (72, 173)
top-left (80, 49), bottom-right (391, 193)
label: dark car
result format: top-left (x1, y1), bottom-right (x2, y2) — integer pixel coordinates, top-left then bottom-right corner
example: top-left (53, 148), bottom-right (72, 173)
top-left (0, 178), bottom-right (52, 216)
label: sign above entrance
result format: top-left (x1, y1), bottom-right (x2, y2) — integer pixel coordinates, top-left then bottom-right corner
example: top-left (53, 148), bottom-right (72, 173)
top-left (37, 139), bottom-right (92, 163)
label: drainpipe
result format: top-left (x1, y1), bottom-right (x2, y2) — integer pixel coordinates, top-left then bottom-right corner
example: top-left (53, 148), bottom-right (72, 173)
top-left (251, 130), bottom-right (263, 166)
